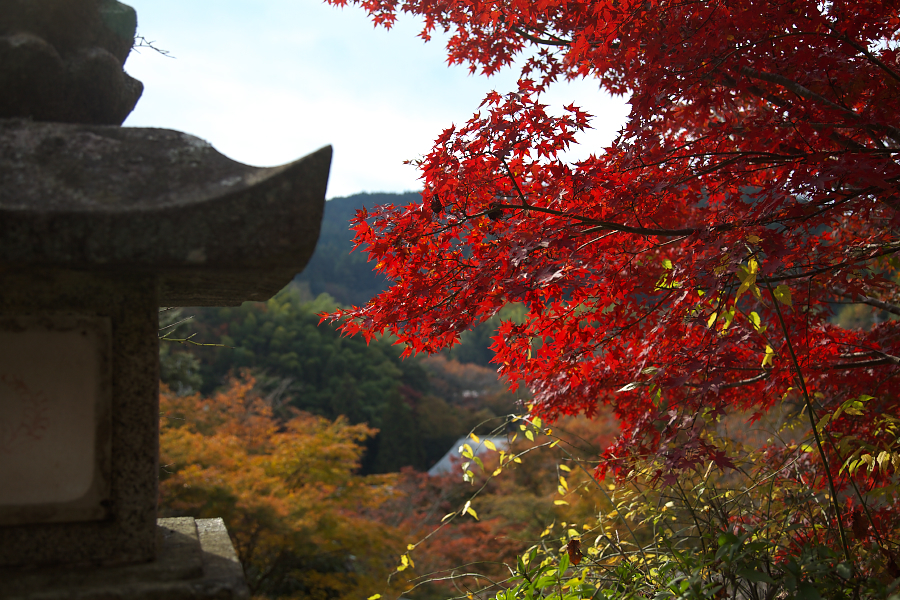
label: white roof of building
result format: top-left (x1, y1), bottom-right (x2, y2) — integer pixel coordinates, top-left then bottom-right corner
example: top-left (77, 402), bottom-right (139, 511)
top-left (427, 435), bottom-right (510, 476)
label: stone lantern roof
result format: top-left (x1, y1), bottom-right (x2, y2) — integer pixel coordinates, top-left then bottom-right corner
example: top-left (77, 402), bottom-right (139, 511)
top-left (0, 119), bottom-right (330, 306)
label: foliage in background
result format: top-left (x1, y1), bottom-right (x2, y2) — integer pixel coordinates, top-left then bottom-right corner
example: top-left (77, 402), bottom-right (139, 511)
top-left (163, 288), bottom-right (518, 474)
top-left (403, 413), bottom-right (899, 600)
top-left (159, 376), bottom-right (410, 599)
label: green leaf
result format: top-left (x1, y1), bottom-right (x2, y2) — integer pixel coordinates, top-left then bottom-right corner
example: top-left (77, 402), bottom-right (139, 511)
top-left (736, 567), bottom-right (775, 584)
top-left (796, 581), bottom-right (822, 600)
top-left (836, 562), bottom-right (853, 580)
top-left (718, 533), bottom-right (738, 546)
top-left (559, 550), bottom-right (570, 573)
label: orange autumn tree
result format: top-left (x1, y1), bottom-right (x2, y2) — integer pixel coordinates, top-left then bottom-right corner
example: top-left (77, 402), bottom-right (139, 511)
top-left (159, 376), bottom-right (409, 600)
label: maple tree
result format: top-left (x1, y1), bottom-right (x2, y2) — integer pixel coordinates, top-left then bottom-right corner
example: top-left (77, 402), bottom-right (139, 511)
top-left (325, 0), bottom-right (900, 575)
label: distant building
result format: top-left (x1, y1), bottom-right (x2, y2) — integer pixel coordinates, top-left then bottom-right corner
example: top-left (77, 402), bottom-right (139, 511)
top-left (427, 435), bottom-right (509, 477)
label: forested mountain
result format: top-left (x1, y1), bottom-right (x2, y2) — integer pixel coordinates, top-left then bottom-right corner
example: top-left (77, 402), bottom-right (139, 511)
top-left (294, 191), bottom-right (421, 307)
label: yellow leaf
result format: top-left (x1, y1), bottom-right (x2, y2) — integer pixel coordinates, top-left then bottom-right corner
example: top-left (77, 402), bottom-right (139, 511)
top-left (469, 433), bottom-right (481, 444)
top-left (441, 512), bottom-right (455, 522)
top-left (707, 312), bottom-right (718, 328)
top-left (467, 506), bottom-right (479, 520)
top-left (861, 454), bottom-right (876, 473)
top-left (484, 439), bottom-right (497, 451)
top-left (532, 417), bottom-right (543, 429)
top-left (749, 311), bottom-right (762, 331)
top-left (773, 284), bottom-right (792, 307)
top-left (559, 464), bottom-right (572, 472)
top-left (492, 467), bottom-right (502, 477)
top-left (525, 429), bottom-right (535, 441)
top-left (549, 439), bottom-right (560, 448)
top-left (513, 456), bottom-right (522, 463)
top-left (559, 476), bottom-right (569, 491)
top-left (558, 485), bottom-right (567, 495)
top-left (368, 595), bottom-right (382, 600)
top-left (761, 345), bottom-right (775, 368)
top-left (554, 500), bottom-right (569, 505)
top-left (407, 544), bottom-right (416, 551)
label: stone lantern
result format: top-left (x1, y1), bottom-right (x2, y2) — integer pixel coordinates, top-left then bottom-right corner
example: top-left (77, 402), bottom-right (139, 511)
top-left (0, 2), bottom-right (329, 598)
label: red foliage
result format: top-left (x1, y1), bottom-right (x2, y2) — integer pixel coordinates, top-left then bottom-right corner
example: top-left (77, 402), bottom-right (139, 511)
top-left (326, 0), bottom-right (899, 504)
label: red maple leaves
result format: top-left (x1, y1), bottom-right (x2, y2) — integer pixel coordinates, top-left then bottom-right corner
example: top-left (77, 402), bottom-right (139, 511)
top-left (325, 0), bottom-right (900, 494)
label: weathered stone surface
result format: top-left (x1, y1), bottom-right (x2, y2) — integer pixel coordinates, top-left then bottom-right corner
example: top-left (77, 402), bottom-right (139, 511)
top-left (0, 315), bottom-right (113, 526)
top-left (0, 0), bottom-right (143, 124)
top-left (0, 518), bottom-right (250, 599)
top-left (0, 271), bottom-right (159, 568)
top-left (0, 120), bottom-right (331, 306)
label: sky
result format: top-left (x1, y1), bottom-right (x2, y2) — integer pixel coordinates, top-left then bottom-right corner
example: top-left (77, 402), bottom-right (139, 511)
top-left (122, 0), bottom-right (630, 199)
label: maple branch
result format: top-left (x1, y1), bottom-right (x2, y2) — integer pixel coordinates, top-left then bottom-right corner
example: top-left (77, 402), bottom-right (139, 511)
top-left (739, 66), bottom-right (900, 144)
top-left (511, 25), bottom-right (571, 47)
top-left (833, 293), bottom-right (900, 318)
top-left (830, 30), bottom-right (900, 86)
top-left (686, 372), bottom-right (769, 390)
top-left (823, 357), bottom-right (896, 370)
top-left (500, 157), bottom-right (530, 206)
top-left (491, 202), bottom-right (696, 236)
top-left (765, 280), bottom-right (853, 567)
top-left (758, 244), bottom-right (900, 284)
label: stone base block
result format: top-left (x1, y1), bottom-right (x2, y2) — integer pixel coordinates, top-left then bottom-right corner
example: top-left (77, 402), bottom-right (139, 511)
top-left (0, 518), bottom-right (250, 599)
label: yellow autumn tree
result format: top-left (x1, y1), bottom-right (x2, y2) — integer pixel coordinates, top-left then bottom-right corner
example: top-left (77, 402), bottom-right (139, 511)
top-left (159, 375), bottom-right (411, 600)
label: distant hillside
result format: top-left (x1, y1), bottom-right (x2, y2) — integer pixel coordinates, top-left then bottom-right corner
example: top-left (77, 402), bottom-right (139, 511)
top-left (295, 191), bottom-right (421, 307)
